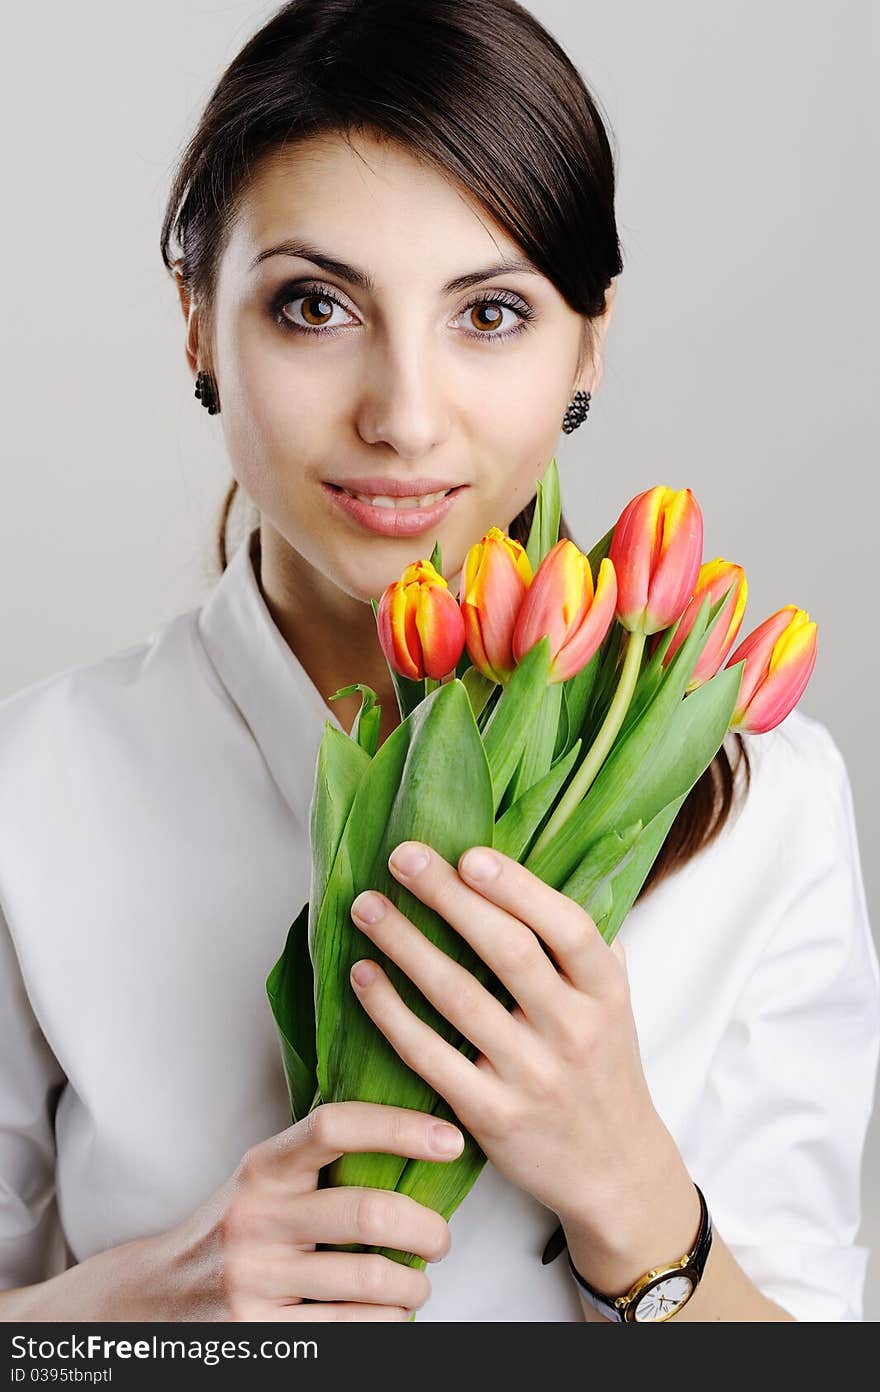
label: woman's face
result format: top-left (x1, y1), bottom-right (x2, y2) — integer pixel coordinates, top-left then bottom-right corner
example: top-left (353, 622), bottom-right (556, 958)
top-left (190, 128), bottom-right (614, 601)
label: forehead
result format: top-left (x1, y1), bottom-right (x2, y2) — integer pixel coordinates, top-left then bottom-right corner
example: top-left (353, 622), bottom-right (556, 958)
top-left (227, 128), bottom-right (530, 279)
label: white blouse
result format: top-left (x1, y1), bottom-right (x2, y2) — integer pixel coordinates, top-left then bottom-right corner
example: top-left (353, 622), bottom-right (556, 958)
top-left (1, 526), bottom-right (877, 1322)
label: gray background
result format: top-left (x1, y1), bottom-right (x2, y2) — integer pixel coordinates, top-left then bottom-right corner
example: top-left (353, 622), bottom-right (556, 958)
top-left (1, 1), bottom-right (877, 1316)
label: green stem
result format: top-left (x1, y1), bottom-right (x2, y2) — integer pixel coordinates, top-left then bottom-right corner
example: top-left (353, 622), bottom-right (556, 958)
top-left (530, 628), bottom-right (647, 858)
top-left (424, 676), bottom-right (441, 697)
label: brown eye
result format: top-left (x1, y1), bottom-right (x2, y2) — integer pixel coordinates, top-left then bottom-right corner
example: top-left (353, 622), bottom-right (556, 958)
top-left (301, 293), bottom-right (336, 326)
top-left (469, 302), bottom-right (505, 333)
top-left (270, 280), bottom-right (354, 335)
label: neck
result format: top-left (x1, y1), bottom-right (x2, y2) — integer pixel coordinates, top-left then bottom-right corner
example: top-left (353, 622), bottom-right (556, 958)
top-left (254, 521), bottom-right (403, 744)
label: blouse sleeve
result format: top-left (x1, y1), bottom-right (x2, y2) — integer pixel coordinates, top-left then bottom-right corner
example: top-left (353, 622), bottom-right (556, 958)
top-left (682, 720), bottom-right (880, 1320)
top-left (0, 896), bottom-right (67, 1290)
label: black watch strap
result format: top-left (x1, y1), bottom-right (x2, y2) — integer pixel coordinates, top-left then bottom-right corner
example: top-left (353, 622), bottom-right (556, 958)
top-left (566, 1183), bottom-right (712, 1323)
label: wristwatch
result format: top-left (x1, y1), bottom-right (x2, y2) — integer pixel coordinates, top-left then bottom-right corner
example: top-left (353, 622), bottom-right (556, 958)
top-left (566, 1182), bottom-right (712, 1323)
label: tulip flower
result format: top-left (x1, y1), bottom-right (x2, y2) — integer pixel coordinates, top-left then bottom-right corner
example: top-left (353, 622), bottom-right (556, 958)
top-left (511, 539), bottom-right (618, 685)
top-left (609, 485), bottom-right (704, 636)
top-left (376, 558), bottom-right (466, 681)
top-left (460, 526), bottom-right (533, 684)
top-left (660, 559), bottom-right (748, 692)
top-left (727, 605), bottom-right (818, 734)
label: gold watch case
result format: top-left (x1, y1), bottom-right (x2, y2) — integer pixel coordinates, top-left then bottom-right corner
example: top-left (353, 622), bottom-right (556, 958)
top-left (617, 1255), bottom-right (699, 1323)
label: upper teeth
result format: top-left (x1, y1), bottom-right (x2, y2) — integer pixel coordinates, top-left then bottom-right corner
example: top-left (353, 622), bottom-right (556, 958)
top-left (341, 488), bottom-right (451, 509)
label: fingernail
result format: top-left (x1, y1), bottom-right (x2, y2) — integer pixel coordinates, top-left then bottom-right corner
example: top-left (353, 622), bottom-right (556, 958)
top-left (351, 961), bottom-right (377, 988)
top-left (430, 1123), bottom-right (463, 1155)
top-left (389, 841), bottom-right (430, 876)
top-left (351, 891), bottom-right (386, 924)
top-left (460, 847), bottom-right (499, 882)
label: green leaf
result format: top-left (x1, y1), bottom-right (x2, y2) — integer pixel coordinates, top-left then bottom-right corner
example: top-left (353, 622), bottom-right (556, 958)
top-left (311, 680), bottom-right (495, 1192)
top-left (559, 647), bottom-right (602, 759)
top-left (525, 457), bottom-right (561, 572)
top-left (523, 594), bottom-right (716, 889)
top-left (594, 793), bottom-right (689, 945)
top-left (560, 821), bottom-right (644, 911)
top-left (329, 682), bottom-right (381, 757)
top-left (580, 622), bottom-right (626, 746)
top-left (266, 902), bottom-right (317, 1123)
top-left (461, 665), bottom-right (497, 721)
top-left (480, 637), bottom-right (552, 813)
top-left (428, 540), bottom-right (443, 574)
top-left (494, 739), bottom-right (582, 862)
top-left (585, 523), bottom-right (616, 576)
top-left (309, 725), bottom-right (372, 928)
top-left (536, 652), bottom-right (744, 896)
top-left (618, 582), bottom-right (739, 743)
top-left (551, 685), bottom-right (571, 761)
top-left (378, 1097), bottom-right (487, 1267)
top-left (505, 680), bottom-right (563, 804)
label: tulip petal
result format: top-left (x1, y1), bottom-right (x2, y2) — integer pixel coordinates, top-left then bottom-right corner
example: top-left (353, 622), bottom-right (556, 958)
top-left (609, 487), bottom-right (668, 630)
top-left (670, 560), bottom-right (748, 689)
top-left (550, 557), bottom-right (618, 682)
top-left (609, 486), bottom-right (704, 634)
top-left (727, 605), bottom-right (799, 714)
top-left (737, 615), bottom-right (818, 733)
top-left (415, 583), bottom-right (466, 679)
top-left (511, 540), bottom-right (590, 663)
top-left (645, 488), bottom-right (703, 634)
top-left (462, 533), bottom-right (530, 680)
top-left (376, 582), bottom-right (421, 680)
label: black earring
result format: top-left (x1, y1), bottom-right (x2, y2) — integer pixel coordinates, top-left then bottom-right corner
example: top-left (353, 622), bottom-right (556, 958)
top-left (561, 389), bottom-right (591, 433)
top-left (194, 369), bottom-right (220, 415)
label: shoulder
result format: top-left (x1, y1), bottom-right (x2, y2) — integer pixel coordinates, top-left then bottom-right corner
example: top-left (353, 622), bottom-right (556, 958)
top-left (739, 704), bottom-right (848, 792)
top-left (731, 705), bottom-right (854, 859)
top-left (0, 606), bottom-right (216, 821)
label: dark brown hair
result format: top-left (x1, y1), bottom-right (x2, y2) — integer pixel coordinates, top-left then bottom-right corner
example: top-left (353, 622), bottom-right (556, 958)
top-left (160, 0), bottom-right (750, 898)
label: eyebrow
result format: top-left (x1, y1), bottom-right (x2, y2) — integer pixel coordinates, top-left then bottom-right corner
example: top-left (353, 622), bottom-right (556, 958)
top-left (248, 239), bottom-right (540, 294)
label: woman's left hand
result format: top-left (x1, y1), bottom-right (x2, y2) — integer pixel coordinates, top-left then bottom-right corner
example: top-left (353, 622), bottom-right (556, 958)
top-left (348, 838), bottom-right (679, 1239)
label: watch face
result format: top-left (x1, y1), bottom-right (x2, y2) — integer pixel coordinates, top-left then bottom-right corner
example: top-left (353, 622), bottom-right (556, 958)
top-left (633, 1273), bottom-right (695, 1322)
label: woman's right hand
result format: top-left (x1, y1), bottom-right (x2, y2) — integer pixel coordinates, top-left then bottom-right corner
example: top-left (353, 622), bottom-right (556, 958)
top-left (158, 1101), bottom-right (462, 1321)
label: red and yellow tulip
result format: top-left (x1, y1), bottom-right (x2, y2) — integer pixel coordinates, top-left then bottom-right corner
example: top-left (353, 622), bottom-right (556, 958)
top-left (609, 485), bottom-right (703, 635)
top-left (460, 527), bottom-right (533, 684)
top-left (376, 558), bottom-right (466, 681)
top-left (660, 559), bottom-right (748, 691)
top-left (511, 539), bottom-right (618, 685)
top-left (727, 605), bottom-right (818, 734)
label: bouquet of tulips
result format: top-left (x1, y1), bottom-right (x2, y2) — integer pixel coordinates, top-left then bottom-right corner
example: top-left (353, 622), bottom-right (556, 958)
top-left (267, 459), bottom-right (817, 1271)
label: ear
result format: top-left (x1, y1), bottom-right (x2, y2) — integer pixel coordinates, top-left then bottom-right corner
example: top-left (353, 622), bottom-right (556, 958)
top-left (172, 258), bottom-right (202, 375)
top-left (575, 277), bottom-right (619, 397)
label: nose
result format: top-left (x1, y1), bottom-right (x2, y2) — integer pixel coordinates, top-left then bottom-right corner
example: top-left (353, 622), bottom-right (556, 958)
top-left (355, 323), bottom-right (451, 459)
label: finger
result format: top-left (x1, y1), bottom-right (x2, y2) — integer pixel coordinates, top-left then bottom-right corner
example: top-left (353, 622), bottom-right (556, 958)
top-left (384, 841), bottom-right (568, 1028)
top-left (254, 1101), bottom-right (465, 1187)
top-left (350, 890), bottom-right (523, 1068)
top-left (454, 843), bottom-right (617, 996)
top-left (271, 1302), bottom-right (413, 1322)
top-left (286, 1186), bottom-right (451, 1263)
top-left (284, 1251), bottom-right (431, 1309)
top-left (350, 960), bottom-right (484, 1113)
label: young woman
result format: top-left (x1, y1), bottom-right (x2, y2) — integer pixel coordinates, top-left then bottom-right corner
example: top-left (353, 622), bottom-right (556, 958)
top-left (0, 0), bottom-right (877, 1323)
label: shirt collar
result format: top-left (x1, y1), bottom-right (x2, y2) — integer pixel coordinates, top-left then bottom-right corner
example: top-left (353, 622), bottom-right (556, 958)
top-left (197, 525), bottom-right (347, 829)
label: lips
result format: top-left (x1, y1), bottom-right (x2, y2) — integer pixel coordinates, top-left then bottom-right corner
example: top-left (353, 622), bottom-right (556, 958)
top-left (321, 481), bottom-right (468, 538)
top-left (325, 475), bottom-right (465, 498)
top-left (329, 484), bottom-right (454, 509)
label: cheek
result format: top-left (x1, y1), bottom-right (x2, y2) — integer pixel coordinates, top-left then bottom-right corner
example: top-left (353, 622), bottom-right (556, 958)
top-left (216, 335), bottom-right (341, 505)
